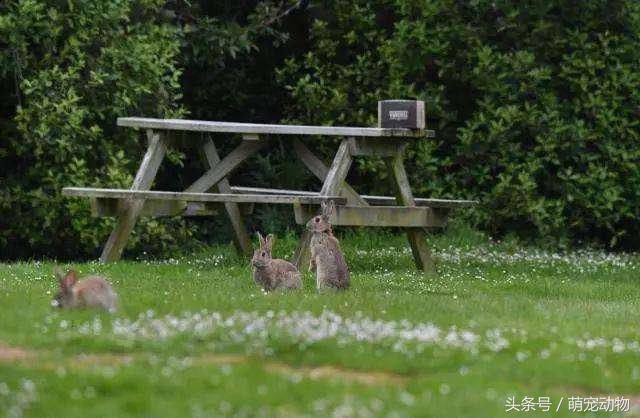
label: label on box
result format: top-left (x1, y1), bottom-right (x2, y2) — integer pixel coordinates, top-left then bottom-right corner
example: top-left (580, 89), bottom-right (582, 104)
top-left (378, 100), bottom-right (425, 129)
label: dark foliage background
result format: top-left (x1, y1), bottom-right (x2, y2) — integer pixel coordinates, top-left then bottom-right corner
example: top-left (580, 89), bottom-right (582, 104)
top-left (1, 0), bottom-right (639, 259)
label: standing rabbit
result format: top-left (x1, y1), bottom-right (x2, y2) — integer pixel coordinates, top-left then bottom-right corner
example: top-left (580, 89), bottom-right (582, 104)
top-left (252, 232), bottom-right (302, 291)
top-left (307, 200), bottom-right (350, 290)
top-left (53, 268), bottom-right (118, 313)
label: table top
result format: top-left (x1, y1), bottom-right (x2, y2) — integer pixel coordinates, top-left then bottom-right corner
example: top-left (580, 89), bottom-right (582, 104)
top-left (117, 117), bottom-right (435, 138)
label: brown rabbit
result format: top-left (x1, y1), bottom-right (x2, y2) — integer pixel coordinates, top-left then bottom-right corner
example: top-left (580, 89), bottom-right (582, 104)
top-left (53, 269), bottom-right (118, 313)
top-left (252, 233), bottom-right (302, 291)
top-left (307, 200), bottom-right (349, 290)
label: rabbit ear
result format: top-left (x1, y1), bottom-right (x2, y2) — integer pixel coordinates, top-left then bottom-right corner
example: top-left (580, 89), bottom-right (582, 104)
top-left (256, 231), bottom-right (265, 249)
top-left (265, 234), bottom-right (275, 252)
top-left (54, 267), bottom-right (64, 281)
top-left (61, 270), bottom-right (77, 289)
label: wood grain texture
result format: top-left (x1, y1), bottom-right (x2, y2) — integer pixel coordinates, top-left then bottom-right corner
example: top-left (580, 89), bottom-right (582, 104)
top-left (320, 139), bottom-right (353, 197)
top-left (202, 137), bottom-right (251, 255)
top-left (185, 141), bottom-right (265, 193)
top-left (118, 117), bottom-right (435, 138)
top-left (292, 139), bottom-right (368, 207)
top-left (295, 138), bottom-right (354, 270)
top-left (63, 187), bottom-right (346, 205)
top-left (291, 229), bottom-right (313, 272)
top-left (293, 204), bottom-right (447, 227)
top-left (241, 133), bottom-right (260, 141)
top-left (100, 130), bottom-right (167, 262)
top-left (386, 152), bottom-right (436, 273)
top-left (348, 137), bottom-right (408, 157)
top-left (90, 198), bottom-right (217, 217)
top-left (356, 195), bottom-right (477, 208)
top-left (230, 186), bottom-right (477, 208)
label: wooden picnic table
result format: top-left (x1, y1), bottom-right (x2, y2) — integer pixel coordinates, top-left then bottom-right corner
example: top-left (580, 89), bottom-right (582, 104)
top-left (62, 109), bottom-right (476, 272)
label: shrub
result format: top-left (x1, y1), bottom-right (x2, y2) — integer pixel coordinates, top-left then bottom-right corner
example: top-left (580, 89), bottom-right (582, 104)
top-left (0, 0), bottom-right (301, 260)
top-left (277, 0), bottom-right (640, 249)
top-left (2, 0), bottom-right (639, 259)
top-left (0, 0), bottom-right (188, 259)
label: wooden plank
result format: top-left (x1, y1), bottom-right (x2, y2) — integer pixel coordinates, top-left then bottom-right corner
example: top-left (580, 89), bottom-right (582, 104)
top-left (231, 186), bottom-right (315, 197)
top-left (292, 203), bottom-right (308, 225)
top-left (230, 186), bottom-right (477, 208)
top-left (360, 196), bottom-right (477, 208)
top-left (348, 137), bottom-right (408, 157)
top-left (386, 152), bottom-right (436, 273)
top-left (202, 137), bottom-right (252, 255)
top-left (118, 117), bottom-right (435, 139)
top-left (292, 138), bottom-right (359, 270)
top-left (320, 139), bottom-right (353, 196)
top-left (292, 229), bottom-right (313, 271)
top-left (292, 139), bottom-right (368, 207)
top-left (100, 130), bottom-right (167, 262)
top-left (242, 134), bottom-right (260, 141)
top-left (293, 204), bottom-right (447, 227)
top-left (63, 187), bottom-right (346, 205)
top-left (90, 198), bottom-right (217, 217)
top-left (295, 138), bottom-right (355, 270)
top-left (185, 141), bottom-right (265, 193)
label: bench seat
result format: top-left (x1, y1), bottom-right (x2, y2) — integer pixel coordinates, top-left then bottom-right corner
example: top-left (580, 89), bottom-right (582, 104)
top-left (62, 187), bottom-right (476, 223)
top-left (62, 187), bottom-right (346, 205)
top-left (230, 186), bottom-right (478, 209)
top-left (293, 203), bottom-right (449, 228)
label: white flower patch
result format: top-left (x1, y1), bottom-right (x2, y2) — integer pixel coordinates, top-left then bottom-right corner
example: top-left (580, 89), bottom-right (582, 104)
top-left (68, 309), bottom-right (520, 357)
top-left (135, 254), bottom-right (228, 267)
top-left (485, 329), bottom-right (510, 353)
top-left (574, 337), bottom-right (640, 354)
top-left (55, 308), bottom-right (640, 360)
top-left (434, 245), bottom-right (637, 273)
top-left (0, 379), bottom-right (37, 418)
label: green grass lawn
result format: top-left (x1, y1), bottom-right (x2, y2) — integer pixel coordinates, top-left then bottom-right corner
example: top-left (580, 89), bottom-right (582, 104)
top-left (1, 227), bottom-right (639, 417)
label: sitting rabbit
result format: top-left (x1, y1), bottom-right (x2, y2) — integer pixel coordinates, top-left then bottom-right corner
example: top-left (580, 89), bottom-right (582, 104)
top-left (252, 232), bottom-right (302, 291)
top-left (52, 268), bottom-right (118, 313)
top-left (307, 200), bottom-right (350, 290)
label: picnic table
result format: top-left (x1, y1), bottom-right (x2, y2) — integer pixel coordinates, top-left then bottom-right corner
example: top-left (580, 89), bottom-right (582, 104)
top-left (62, 101), bottom-right (476, 272)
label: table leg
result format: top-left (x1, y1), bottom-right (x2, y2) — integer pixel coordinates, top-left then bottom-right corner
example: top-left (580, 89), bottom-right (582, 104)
top-left (292, 231), bottom-right (313, 271)
top-left (292, 139), bottom-right (367, 206)
top-left (201, 136), bottom-right (252, 255)
top-left (185, 141), bottom-right (265, 193)
top-left (100, 130), bottom-right (167, 262)
top-left (293, 138), bottom-right (353, 270)
top-left (385, 151), bottom-right (436, 274)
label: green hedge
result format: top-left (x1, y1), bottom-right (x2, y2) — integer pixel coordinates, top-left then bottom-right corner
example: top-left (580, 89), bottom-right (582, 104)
top-left (0, 0), bottom-right (189, 259)
top-left (2, 0), bottom-right (639, 259)
top-left (277, 0), bottom-right (640, 249)
top-left (0, 1), bottom-right (291, 259)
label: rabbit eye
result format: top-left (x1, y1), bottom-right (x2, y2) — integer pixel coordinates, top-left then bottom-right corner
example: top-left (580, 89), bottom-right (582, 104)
top-left (315, 217), bottom-right (320, 222)
top-left (261, 252), bottom-right (266, 256)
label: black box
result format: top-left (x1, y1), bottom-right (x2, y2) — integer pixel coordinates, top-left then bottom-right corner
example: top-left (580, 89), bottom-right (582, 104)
top-left (378, 100), bottom-right (425, 129)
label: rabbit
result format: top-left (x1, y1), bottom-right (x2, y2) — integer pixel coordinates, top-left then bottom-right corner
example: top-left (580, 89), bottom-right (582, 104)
top-left (251, 232), bottom-right (302, 291)
top-left (307, 200), bottom-right (350, 290)
top-left (52, 268), bottom-right (118, 313)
